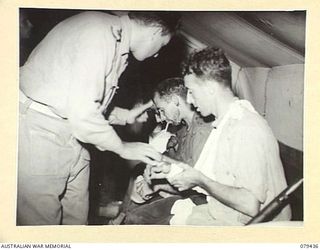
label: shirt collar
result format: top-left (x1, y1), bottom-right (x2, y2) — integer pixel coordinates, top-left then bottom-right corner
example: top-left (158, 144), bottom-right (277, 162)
top-left (186, 112), bottom-right (198, 132)
top-left (212, 97), bottom-right (240, 128)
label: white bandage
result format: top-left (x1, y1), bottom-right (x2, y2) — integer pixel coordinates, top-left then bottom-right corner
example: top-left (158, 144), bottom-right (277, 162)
top-left (166, 163), bottom-right (183, 179)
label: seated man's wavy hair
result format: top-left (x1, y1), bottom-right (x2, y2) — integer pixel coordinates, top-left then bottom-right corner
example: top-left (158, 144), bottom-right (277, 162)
top-left (182, 47), bottom-right (232, 89)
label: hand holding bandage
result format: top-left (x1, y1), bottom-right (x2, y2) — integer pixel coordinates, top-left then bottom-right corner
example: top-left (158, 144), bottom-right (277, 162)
top-left (108, 100), bottom-right (153, 125)
top-left (147, 159), bottom-right (201, 192)
top-left (167, 163), bottom-right (202, 191)
top-left (147, 161), bottom-right (184, 181)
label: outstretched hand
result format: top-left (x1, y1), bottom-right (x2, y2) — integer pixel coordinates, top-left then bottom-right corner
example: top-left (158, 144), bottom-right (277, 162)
top-left (127, 100), bottom-right (153, 124)
top-left (108, 100), bottom-right (153, 125)
top-left (118, 142), bottom-right (162, 165)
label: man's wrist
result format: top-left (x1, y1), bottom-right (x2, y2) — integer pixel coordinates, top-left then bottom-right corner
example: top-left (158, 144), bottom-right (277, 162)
top-left (197, 171), bottom-right (208, 189)
top-left (115, 141), bottom-right (126, 156)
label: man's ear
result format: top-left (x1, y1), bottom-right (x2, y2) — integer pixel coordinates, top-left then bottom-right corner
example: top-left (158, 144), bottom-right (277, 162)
top-left (172, 95), bottom-right (179, 106)
top-left (205, 80), bottom-right (216, 95)
top-left (151, 26), bottom-right (162, 39)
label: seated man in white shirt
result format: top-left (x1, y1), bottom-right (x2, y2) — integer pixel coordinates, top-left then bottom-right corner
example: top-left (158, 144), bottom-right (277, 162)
top-left (150, 47), bottom-right (292, 225)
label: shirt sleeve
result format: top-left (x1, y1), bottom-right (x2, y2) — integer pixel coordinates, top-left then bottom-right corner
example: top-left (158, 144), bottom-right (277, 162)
top-left (66, 24), bottom-right (124, 153)
top-left (229, 124), bottom-right (268, 204)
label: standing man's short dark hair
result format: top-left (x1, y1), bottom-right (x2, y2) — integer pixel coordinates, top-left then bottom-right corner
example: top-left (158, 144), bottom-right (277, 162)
top-left (128, 11), bottom-right (180, 36)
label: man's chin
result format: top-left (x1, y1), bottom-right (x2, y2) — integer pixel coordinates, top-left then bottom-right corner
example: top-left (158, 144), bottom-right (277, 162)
top-left (132, 52), bottom-right (148, 61)
top-left (132, 55), bottom-right (145, 61)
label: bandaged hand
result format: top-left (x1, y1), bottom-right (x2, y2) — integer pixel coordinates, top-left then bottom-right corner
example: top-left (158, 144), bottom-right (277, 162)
top-left (145, 161), bottom-right (185, 181)
top-left (143, 163), bottom-right (180, 195)
top-left (130, 175), bottom-right (155, 204)
top-left (142, 163), bottom-right (169, 184)
top-left (167, 163), bottom-right (202, 191)
top-left (147, 162), bottom-right (171, 180)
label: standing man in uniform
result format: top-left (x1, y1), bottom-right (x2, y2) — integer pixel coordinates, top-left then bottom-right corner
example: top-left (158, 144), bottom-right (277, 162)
top-left (18, 11), bottom-right (180, 225)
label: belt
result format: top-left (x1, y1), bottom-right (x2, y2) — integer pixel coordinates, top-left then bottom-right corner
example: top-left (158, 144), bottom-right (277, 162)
top-left (19, 91), bottom-right (62, 119)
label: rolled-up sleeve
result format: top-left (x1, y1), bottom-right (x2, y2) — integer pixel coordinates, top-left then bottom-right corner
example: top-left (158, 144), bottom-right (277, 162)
top-left (66, 25), bottom-right (123, 153)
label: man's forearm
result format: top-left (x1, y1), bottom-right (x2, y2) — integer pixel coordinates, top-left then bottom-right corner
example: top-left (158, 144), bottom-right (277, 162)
top-left (198, 174), bottom-right (260, 217)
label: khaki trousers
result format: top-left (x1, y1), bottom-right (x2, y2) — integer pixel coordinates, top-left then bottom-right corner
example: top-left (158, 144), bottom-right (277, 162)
top-left (17, 100), bottom-right (90, 225)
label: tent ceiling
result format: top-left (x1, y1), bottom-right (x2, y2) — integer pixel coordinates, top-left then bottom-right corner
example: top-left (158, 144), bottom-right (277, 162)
top-left (180, 11), bottom-right (306, 67)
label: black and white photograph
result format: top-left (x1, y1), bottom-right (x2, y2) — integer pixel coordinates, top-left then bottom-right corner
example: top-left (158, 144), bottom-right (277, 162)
top-left (17, 8), bottom-right (305, 228)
